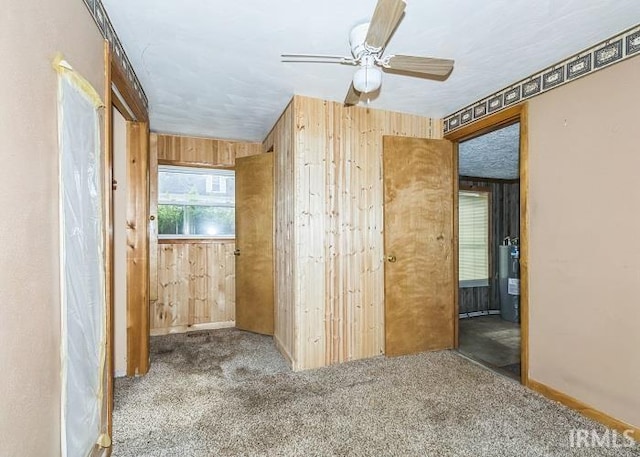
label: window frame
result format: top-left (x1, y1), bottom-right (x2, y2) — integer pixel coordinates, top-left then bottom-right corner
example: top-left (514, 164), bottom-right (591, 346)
top-left (458, 186), bottom-right (492, 288)
top-left (157, 164), bottom-right (236, 241)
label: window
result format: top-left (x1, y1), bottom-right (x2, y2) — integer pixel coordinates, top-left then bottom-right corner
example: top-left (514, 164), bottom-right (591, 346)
top-left (459, 190), bottom-right (489, 287)
top-left (158, 166), bottom-right (235, 238)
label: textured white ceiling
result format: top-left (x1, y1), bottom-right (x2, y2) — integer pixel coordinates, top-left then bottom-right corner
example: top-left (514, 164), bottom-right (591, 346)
top-left (102, 0), bottom-right (640, 141)
top-left (459, 123), bottom-right (520, 179)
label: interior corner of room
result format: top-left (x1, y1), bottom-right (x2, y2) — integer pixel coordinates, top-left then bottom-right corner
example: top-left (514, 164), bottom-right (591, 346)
top-left (3, 1), bottom-right (640, 456)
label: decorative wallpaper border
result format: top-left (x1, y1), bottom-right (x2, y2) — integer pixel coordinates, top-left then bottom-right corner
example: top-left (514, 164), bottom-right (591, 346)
top-left (82, 0), bottom-right (149, 109)
top-left (443, 24), bottom-right (640, 133)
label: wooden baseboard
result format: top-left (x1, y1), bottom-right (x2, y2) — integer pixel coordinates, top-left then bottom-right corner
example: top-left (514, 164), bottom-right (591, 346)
top-left (528, 379), bottom-right (639, 442)
top-left (273, 334), bottom-right (294, 370)
top-left (150, 321), bottom-right (235, 337)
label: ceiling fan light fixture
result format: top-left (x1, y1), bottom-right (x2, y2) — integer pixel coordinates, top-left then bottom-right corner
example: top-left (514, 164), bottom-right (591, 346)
top-left (353, 65), bottom-right (382, 93)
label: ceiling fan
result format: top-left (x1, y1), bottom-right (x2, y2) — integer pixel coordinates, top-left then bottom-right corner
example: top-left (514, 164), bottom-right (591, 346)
top-left (281, 0), bottom-right (454, 106)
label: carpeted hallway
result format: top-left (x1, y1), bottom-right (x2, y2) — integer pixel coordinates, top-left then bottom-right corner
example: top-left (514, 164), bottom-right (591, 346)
top-left (113, 329), bottom-right (638, 457)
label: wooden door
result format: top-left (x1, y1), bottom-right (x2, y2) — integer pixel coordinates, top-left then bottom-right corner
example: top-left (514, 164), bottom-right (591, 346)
top-left (235, 153), bottom-right (274, 335)
top-left (383, 136), bottom-right (455, 356)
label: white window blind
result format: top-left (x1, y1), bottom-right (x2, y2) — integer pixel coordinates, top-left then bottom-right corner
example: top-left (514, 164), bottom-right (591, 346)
top-left (459, 190), bottom-right (489, 287)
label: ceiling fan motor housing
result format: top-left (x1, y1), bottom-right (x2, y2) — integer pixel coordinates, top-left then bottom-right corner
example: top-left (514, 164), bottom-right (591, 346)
top-left (349, 23), bottom-right (372, 58)
top-left (350, 23), bottom-right (383, 94)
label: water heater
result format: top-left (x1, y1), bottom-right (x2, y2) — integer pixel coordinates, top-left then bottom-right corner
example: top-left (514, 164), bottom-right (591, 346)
top-left (498, 244), bottom-right (520, 323)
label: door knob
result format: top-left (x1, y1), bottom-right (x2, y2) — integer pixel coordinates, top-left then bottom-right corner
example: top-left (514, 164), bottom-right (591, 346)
top-left (234, 249), bottom-right (240, 256)
top-left (386, 255), bottom-right (397, 263)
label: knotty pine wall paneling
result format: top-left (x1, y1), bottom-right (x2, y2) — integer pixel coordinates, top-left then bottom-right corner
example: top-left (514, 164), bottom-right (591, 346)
top-left (263, 101), bottom-right (296, 366)
top-left (151, 133), bottom-right (262, 335)
top-left (272, 95), bottom-right (442, 370)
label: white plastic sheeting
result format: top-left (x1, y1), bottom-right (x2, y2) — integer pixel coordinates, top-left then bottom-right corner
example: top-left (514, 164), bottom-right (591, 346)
top-left (57, 59), bottom-right (106, 457)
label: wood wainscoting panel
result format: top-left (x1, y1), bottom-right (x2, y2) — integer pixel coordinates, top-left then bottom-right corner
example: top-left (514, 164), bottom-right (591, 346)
top-left (153, 242), bottom-right (236, 335)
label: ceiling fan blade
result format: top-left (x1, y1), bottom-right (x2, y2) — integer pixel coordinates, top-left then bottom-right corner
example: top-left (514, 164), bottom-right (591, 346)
top-left (344, 83), bottom-right (361, 106)
top-left (281, 54), bottom-right (357, 65)
top-left (385, 55), bottom-right (454, 77)
top-left (281, 53), bottom-right (350, 60)
top-left (281, 59), bottom-right (354, 64)
top-left (365, 0), bottom-right (406, 50)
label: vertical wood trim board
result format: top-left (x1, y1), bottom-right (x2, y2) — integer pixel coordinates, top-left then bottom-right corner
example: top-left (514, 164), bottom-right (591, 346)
top-left (102, 39), bottom-right (114, 443)
top-left (452, 144), bottom-right (459, 348)
top-left (270, 95), bottom-right (441, 370)
top-left (126, 122), bottom-right (150, 376)
top-left (149, 135), bottom-right (158, 304)
top-left (518, 105), bottom-right (530, 386)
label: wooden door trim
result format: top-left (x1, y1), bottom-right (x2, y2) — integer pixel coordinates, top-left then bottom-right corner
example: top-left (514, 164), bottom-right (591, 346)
top-left (102, 39), bottom-right (114, 453)
top-left (157, 158), bottom-right (235, 170)
top-left (444, 105), bottom-right (523, 142)
top-left (110, 56), bottom-right (148, 123)
top-left (452, 145), bottom-right (459, 349)
top-left (107, 44), bottom-right (150, 378)
top-left (125, 121), bottom-right (150, 376)
top-left (444, 102), bottom-right (529, 386)
top-left (102, 41), bottom-right (150, 453)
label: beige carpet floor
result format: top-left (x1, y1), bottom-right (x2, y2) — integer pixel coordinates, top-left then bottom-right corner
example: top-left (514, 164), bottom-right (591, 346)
top-left (113, 329), bottom-right (638, 457)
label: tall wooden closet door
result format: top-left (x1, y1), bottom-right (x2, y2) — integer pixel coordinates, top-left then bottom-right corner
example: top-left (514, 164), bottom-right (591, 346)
top-left (383, 136), bottom-right (455, 356)
top-left (235, 153), bottom-right (274, 335)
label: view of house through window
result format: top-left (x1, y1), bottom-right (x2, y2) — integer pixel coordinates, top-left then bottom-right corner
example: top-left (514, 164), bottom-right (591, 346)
top-left (459, 190), bottom-right (489, 287)
top-left (158, 166), bottom-right (235, 238)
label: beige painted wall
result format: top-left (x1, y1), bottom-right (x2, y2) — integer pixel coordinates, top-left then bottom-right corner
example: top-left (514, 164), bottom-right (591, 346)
top-left (528, 55), bottom-right (640, 428)
top-left (0, 1), bottom-right (104, 456)
top-left (113, 108), bottom-right (128, 376)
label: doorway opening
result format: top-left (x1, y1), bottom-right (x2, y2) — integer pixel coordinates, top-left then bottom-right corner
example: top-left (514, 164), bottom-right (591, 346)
top-left (455, 121), bottom-right (522, 381)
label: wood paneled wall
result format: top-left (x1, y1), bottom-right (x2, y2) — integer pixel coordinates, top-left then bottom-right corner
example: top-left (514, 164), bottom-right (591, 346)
top-left (150, 133), bottom-right (263, 335)
top-left (155, 133), bottom-right (263, 166)
top-left (268, 95), bottom-right (441, 370)
top-left (153, 242), bottom-right (236, 335)
top-left (458, 178), bottom-right (520, 315)
top-left (264, 102), bottom-right (296, 365)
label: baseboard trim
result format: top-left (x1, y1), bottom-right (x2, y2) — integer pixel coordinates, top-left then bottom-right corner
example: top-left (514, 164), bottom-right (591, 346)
top-left (528, 379), bottom-right (639, 442)
top-left (459, 310), bottom-right (501, 319)
top-left (273, 334), bottom-right (294, 370)
top-left (150, 321), bottom-right (235, 337)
